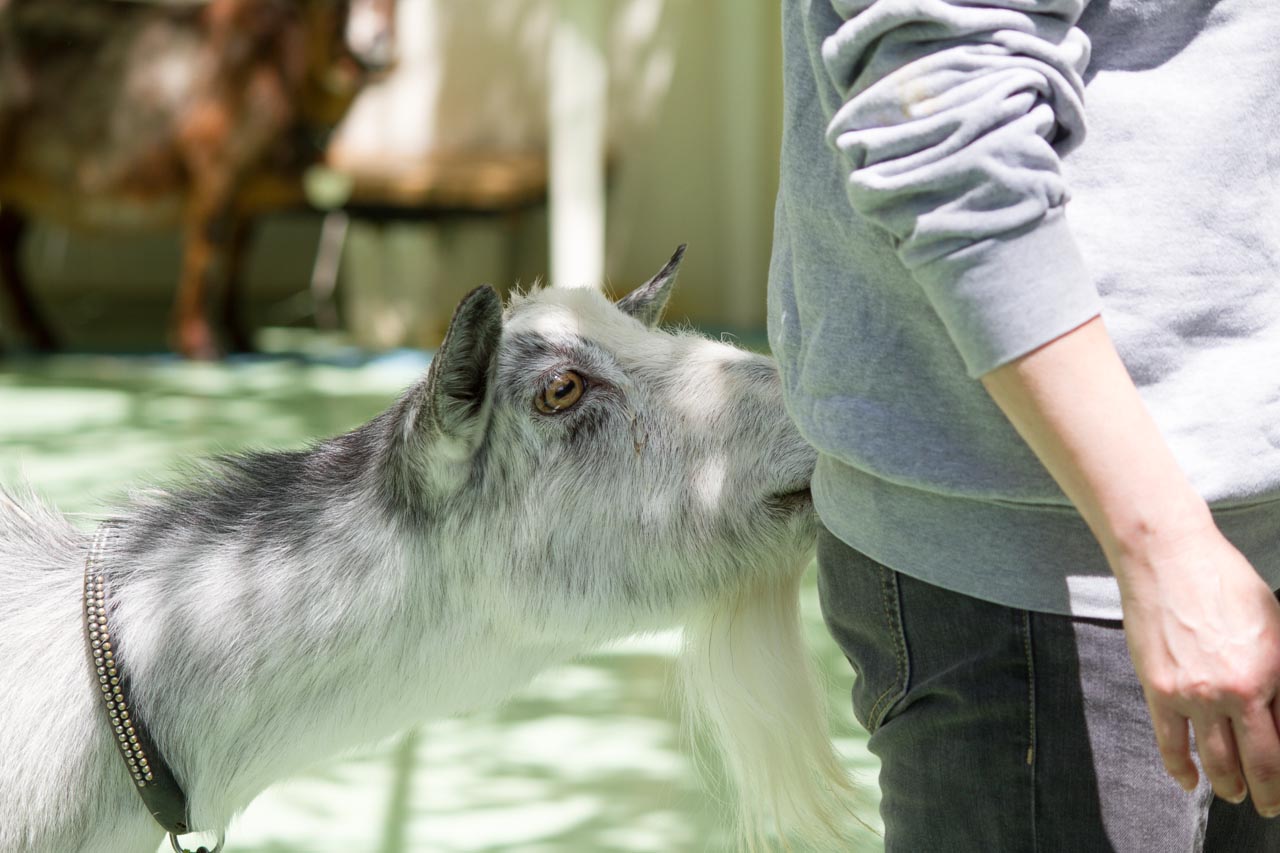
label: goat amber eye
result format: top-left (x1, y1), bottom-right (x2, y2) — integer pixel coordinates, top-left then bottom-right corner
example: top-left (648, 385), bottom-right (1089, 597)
top-left (535, 371), bottom-right (586, 414)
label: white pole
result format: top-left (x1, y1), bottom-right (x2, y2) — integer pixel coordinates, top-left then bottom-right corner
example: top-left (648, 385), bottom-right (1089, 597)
top-left (548, 0), bottom-right (609, 290)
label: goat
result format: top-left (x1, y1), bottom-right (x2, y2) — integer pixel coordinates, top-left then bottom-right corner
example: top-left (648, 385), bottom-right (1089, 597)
top-left (0, 0), bottom-right (395, 359)
top-left (0, 249), bottom-right (856, 852)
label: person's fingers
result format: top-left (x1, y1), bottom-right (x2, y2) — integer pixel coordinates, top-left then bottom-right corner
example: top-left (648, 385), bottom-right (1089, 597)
top-left (1235, 699), bottom-right (1280, 817)
top-left (1150, 701), bottom-right (1198, 792)
top-left (1194, 713), bottom-right (1247, 803)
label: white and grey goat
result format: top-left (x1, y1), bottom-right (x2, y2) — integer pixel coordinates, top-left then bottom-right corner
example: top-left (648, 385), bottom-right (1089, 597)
top-left (0, 249), bottom-right (854, 853)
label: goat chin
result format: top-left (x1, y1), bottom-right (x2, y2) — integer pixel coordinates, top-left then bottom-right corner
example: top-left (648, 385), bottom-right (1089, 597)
top-left (679, 564), bottom-right (860, 850)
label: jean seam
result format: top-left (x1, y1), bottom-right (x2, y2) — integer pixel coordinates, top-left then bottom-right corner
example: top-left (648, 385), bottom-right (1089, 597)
top-left (867, 566), bottom-right (909, 731)
top-left (1024, 610), bottom-right (1039, 853)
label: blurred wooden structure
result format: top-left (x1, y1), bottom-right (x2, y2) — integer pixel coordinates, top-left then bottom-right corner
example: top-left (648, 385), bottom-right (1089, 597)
top-left (3, 1), bottom-right (784, 353)
top-left (304, 150), bottom-right (551, 336)
top-left (0, 0), bottom-right (396, 359)
top-left (340, 152), bottom-right (549, 212)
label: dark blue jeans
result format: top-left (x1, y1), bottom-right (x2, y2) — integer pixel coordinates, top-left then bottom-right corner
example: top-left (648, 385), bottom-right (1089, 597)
top-left (818, 527), bottom-right (1280, 852)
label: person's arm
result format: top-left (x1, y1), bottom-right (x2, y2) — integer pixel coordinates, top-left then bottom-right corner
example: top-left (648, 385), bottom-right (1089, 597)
top-left (820, 0), bottom-right (1099, 377)
top-left (982, 315), bottom-right (1280, 816)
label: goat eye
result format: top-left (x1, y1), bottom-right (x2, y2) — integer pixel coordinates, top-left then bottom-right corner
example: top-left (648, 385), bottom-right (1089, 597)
top-left (535, 371), bottom-right (586, 414)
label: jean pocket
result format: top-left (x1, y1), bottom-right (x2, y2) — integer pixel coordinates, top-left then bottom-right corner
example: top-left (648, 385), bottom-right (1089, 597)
top-left (817, 530), bottom-right (910, 734)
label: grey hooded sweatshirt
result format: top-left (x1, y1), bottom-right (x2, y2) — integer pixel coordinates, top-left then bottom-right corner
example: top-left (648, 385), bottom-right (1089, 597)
top-left (768, 0), bottom-right (1280, 618)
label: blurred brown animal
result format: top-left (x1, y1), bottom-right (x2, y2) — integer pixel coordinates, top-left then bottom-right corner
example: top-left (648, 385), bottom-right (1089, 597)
top-left (0, 0), bottom-right (395, 358)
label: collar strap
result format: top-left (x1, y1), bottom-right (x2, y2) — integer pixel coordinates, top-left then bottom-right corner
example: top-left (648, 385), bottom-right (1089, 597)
top-left (84, 522), bottom-right (194, 837)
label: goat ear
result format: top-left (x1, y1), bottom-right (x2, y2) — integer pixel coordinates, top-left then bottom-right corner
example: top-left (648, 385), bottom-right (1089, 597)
top-left (616, 244), bottom-right (685, 328)
top-left (406, 285), bottom-right (503, 455)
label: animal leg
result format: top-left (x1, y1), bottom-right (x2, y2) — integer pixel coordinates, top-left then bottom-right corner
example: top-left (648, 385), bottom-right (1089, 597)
top-left (174, 182), bottom-right (239, 360)
top-left (221, 217), bottom-right (256, 353)
top-left (173, 220), bottom-right (221, 360)
top-left (0, 207), bottom-right (57, 352)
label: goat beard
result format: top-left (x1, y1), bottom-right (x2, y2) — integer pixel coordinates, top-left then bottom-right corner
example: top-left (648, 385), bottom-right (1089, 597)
top-left (678, 565), bottom-right (858, 851)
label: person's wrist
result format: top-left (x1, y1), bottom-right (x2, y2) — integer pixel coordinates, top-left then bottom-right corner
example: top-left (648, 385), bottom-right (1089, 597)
top-left (1097, 489), bottom-right (1214, 579)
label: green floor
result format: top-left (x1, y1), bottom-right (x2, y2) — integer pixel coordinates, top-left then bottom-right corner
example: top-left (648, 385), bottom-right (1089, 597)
top-left (0, 353), bottom-right (883, 852)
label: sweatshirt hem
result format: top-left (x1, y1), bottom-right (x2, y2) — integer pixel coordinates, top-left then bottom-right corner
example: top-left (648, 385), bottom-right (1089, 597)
top-left (813, 455), bottom-right (1280, 620)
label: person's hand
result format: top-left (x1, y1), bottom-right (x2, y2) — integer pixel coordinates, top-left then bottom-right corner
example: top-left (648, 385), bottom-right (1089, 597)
top-left (979, 316), bottom-right (1280, 815)
top-left (1115, 515), bottom-right (1280, 816)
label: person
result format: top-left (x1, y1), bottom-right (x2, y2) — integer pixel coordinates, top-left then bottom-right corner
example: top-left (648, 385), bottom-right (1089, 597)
top-left (767, 1), bottom-right (1280, 849)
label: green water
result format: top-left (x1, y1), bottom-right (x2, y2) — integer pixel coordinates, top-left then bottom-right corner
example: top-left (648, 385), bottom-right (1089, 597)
top-left (0, 355), bottom-right (882, 852)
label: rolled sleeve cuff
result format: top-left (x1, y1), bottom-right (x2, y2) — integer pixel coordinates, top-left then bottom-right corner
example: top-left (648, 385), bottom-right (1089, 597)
top-left (911, 211), bottom-right (1102, 377)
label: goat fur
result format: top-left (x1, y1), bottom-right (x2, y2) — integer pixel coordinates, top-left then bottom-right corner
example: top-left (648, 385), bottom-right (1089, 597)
top-left (0, 250), bottom-right (856, 851)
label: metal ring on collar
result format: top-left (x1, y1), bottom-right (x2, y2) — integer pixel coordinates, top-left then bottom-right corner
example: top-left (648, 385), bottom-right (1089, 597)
top-left (170, 831), bottom-right (226, 853)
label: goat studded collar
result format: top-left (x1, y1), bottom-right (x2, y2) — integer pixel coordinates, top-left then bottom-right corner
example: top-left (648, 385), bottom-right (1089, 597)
top-left (84, 522), bottom-right (224, 853)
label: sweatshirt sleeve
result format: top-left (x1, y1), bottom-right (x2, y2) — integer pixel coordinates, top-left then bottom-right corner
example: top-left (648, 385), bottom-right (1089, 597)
top-left (820, 0), bottom-right (1101, 376)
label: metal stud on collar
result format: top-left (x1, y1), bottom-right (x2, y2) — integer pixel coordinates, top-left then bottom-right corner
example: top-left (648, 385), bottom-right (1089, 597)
top-left (85, 525), bottom-right (162, 788)
top-left (170, 831), bottom-right (226, 853)
top-left (84, 525), bottom-right (157, 789)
